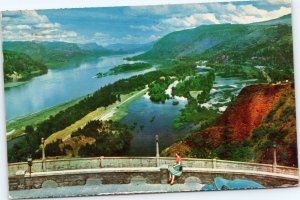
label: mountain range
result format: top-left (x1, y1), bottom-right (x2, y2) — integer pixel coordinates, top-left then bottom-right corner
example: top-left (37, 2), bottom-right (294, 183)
top-left (105, 42), bottom-right (154, 54)
top-left (132, 14), bottom-right (293, 81)
top-left (3, 41), bottom-right (117, 68)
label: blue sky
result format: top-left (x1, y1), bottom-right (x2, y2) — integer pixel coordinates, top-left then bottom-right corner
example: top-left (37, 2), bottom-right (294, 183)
top-left (2, 0), bottom-right (292, 46)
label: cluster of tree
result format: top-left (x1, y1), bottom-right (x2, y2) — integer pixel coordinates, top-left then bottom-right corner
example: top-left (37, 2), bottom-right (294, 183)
top-left (188, 123), bottom-right (254, 162)
top-left (71, 120), bottom-right (133, 157)
top-left (8, 70), bottom-right (165, 162)
top-left (171, 71), bottom-right (218, 129)
top-left (209, 63), bottom-right (265, 80)
top-left (45, 139), bottom-right (66, 157)
top-left (172, 99), bottom-right (219, 130)
top-left (96, 63), bottom-right (152, 78)
top-left (199, 25), bottom-right (294, 82)
top-left (148, 76), bottom-right (174, 103)
top-left (188, 122), bottom-right (294, 165)
top-left (172, 71), bottom-right (215, 104)
top-left (3, 50), bottom-right (48, 82)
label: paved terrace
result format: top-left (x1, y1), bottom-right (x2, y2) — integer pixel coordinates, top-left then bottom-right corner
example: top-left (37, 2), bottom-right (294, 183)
top-left (8, 157), bottom-right (299, 199)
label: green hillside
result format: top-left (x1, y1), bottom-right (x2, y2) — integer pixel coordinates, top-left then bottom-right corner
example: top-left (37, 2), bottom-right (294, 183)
top-left (135, 24), bottom-right (250, 60)
top-left (3, 41), bottom-right (116, 68)
top-left (3, 50), bottom-right (48, 82)
top-left (133, 14), bottom-right (293, 82)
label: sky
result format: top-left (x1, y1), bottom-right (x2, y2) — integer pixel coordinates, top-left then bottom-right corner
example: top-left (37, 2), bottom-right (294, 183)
top-left (1, 0), bottom-right (292, 46)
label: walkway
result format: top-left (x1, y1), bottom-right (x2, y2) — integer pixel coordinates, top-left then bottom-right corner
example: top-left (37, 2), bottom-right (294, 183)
top-left (10, 179), bottom-right (204, 199)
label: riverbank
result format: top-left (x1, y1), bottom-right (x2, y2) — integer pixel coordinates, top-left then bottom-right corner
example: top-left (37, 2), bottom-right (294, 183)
top-left (110, 87), bottom-right (148, 121)
top-left (5, 52), bottom-right (146, 121)
top-left (96, 63), bottom-right (152, 78)
top-left (4, 81), bottom-right (27, 89)
top-left (6, 96), bottom-right (86, 141)
top-left (44, 88), bottom-right (148, 146)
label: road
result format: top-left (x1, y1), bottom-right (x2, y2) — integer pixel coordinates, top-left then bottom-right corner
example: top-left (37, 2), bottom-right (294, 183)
top-left (93, 87), bottom-right (148, 121)
top-left (58, 87), bottom-right (148, 142)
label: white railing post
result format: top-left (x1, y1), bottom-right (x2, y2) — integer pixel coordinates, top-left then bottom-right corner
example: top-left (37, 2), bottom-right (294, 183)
top-left (100, 156), bottom-right (104, 168)
top-left (273, 143), bottom-right (277, 173)
top-left (41, 138), bottom-right (46, 171)
top-left (213, 158), bottom-right (217, 169)
top-left (155, 135), bottom-right (160, 167)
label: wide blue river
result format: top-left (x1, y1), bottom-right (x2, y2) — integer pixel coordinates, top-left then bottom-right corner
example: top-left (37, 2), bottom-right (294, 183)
top-left (5, 53), bottom-right (153, 121)
top-left (5, 53), bottom-right (192, 155)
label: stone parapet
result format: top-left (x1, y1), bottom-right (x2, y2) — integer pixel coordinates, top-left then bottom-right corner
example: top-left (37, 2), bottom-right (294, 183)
top-left (8, 157), bottom-right (298, 191)
top-left (8, 157), bottom-right (299, 176)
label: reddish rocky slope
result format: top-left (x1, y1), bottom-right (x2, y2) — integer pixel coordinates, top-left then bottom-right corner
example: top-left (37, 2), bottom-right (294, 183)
top-left (163, 83), bottom-right (297, 166)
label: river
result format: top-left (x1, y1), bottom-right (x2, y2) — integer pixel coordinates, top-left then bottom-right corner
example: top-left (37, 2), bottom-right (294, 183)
top-left (122, 75), bottom-right (258, 156)
top-left (122, 95), bottom-right (190, 156)
top-left (5, 54), bottom-right (257, 156)
top-left (5, 53), bottom-right (153, 121)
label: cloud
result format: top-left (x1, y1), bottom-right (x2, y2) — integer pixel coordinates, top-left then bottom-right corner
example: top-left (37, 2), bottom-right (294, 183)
top-left (5, 25), bottom-right (31, 30)
top-left (137, 2), bottom-right (291, 36)
top-left (218, 5), bottom-right (291, 24)
top-left (34, 23), bottom-right (61, 29)
top-left (3, 10), bottom-right (48, 25)
top-left (2, 10), bottom-right (78, 42)
top-left (265, 0), bottom-right (291, 5)
top-left (161, 13), bottom-right (219, 28)
top-left (126, 5), bottom-right (170, 16)
top-left (94, 32), bottom-right (109, 38)
top-left (239, 5), bottom-right (269, 17)
top-left (127, 3), bottom-right (208, 17)
top-left (130, 25), bottom-right (162, 32)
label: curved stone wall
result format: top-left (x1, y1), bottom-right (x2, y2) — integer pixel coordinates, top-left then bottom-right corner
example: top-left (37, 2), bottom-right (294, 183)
top-left (8, 157), bottom-right (298, 191)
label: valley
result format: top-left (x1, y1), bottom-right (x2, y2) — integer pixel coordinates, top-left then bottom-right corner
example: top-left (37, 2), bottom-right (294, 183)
top-left (4, 14), bottom-right (297, 167)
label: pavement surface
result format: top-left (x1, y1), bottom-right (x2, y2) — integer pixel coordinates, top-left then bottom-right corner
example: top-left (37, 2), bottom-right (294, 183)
top-left (10, 182), bottom-right (204, 199)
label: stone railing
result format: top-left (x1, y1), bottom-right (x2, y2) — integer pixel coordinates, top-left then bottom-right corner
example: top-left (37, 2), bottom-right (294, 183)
top-left (8, 157), bottom-right (299, 191)
top-left (8, 157), bottom-right (299, 177)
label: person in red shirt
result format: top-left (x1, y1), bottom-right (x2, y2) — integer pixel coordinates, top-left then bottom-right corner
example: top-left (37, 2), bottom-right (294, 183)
top-left (168, 152), bottom-right (183, 185)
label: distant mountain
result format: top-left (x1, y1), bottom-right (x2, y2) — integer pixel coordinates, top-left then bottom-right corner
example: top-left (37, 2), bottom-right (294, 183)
top-left (162, 83), bottom-right (297, 167)
top-left (105, 42), bottom-right (154, 53)
top-left (3, 41), bottom-right (116, 68)
top-left (3, 50), bottom-right (48, 82)
top-left (133, 14), bottom-right (293, 77)
top-left (77, 43), bottom-right (107, 51)
top-left (135, 24), bottom-right (250, 59)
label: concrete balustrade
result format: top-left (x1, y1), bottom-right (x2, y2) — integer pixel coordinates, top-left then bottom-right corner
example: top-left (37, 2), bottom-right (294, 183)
top-left (8, 157), bottom-right (299, 176)
top-left (8, 157), bottom-right (299, 191)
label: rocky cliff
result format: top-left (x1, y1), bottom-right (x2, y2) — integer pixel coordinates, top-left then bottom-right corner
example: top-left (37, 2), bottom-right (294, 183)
top-left (163, 83), bottom-right (298, 167)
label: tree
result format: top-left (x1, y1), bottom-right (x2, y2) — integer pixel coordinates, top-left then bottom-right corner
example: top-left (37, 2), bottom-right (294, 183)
top-left (45, 140), bottom-right (65, 156)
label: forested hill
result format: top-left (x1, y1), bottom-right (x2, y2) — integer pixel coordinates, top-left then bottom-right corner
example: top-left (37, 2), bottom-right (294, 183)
top-left (132, 14), bottom-right (293, 81)
top-left (3, 41), bottom-right (117, 68)
top-left (105, 42), bottom-right (154, 53)
top-left (3, 50), bottom-right (48, 82)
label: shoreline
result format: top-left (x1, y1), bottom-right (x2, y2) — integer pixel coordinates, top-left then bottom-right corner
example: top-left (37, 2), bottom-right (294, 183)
top-left (44, 88), bottom-right (148, 145)
top-left (4, 81), bottom-right (27, 89)
top-left (6, 95), bottom-right (86, 141)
